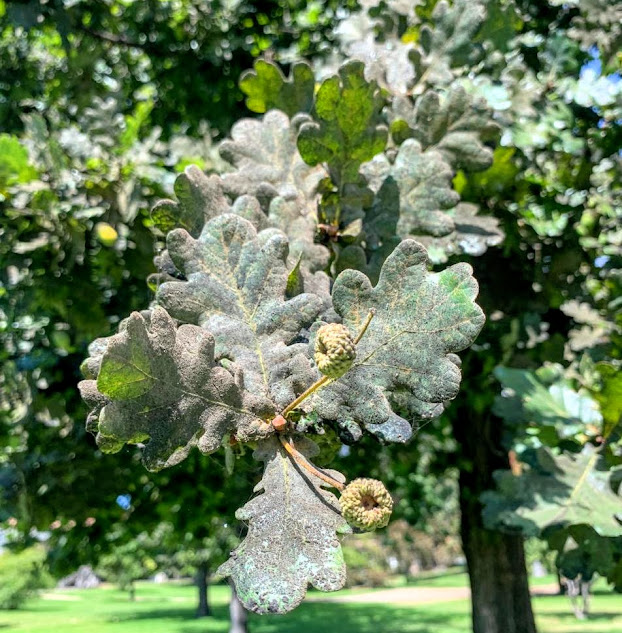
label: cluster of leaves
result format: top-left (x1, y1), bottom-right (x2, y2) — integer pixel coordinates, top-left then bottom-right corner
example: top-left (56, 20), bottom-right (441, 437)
top-left (0, 0), bottom-right (358, 136)
top-left (2, 0), bottom-right (621, 628)
top-left (326, 0), bottom-right (621, 605)
top-left (483, 363), bottom-right (622, 588)
top-left (78, 49), bottom-right (492, 612)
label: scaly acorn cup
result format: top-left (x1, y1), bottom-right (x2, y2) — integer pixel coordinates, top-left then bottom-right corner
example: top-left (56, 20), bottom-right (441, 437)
top-left (340, 478), bottom-right (393, 530)
top-left (314, 323), bottom-right (356, 379)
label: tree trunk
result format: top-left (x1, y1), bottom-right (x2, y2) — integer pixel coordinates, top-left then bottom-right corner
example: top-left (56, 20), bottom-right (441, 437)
top-left (195, 562), bottom-right (211, 617)
top-left (452, 409), bottom-right (537, 633)
top-left (229, 582), bottom-right (248, 633)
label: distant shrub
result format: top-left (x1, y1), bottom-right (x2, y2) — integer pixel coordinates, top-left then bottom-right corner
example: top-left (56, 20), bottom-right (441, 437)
top-left (0, 547), bottom-right (52, 609)
top-left (342, 534), bottom-right (391, 588)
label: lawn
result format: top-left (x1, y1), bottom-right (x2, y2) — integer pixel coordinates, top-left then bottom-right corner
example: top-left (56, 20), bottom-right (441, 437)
top-left (1, 580), bottom-right (620, 633)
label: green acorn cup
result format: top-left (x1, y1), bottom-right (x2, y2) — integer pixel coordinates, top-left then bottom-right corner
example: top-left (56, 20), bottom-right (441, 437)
top-left (340, 478), bottom-right (393, 531)
top-left (314, 323), bottom-right (356, 379)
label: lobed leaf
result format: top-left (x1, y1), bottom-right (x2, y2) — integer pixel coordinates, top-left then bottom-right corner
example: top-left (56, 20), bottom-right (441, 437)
top-left (297, 61), bottom-right (388, 183)
top-left (414, 0), bottom-right (487, 88)
top-left (239, 60), bottom-right (315, 117)
top-left (156, 214), bottom-right (328, 409)
top-left (362, 140), bottom-right (460, 238)
top-left (311, 239), bottom-right (485, 442)
top-left (219, 110), bottom-right (325, 204)
top-left (390, 86), bottom-right (500, 172)
top-left (79, 307), bottom-right (274, 471)
top-left (483, 445), bottom-right (622, 537)
top-left (218, 437), bottom-right (349, 614)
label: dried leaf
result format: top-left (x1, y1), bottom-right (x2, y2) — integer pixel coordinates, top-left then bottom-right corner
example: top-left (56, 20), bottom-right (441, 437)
top-left (218, 437), bottom-right (349, 614)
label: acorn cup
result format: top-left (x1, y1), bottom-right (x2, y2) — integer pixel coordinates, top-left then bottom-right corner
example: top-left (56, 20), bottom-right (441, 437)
top-left (340, 478), bottom-right (393, 531)
top-left (314, 323), bottom-right (356, 379)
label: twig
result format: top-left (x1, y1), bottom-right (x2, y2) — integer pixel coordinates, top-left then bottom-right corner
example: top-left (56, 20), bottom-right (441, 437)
top-left (279, 436), bottom-right (345, 491)
top-left (279, 309), bottom-right (376, 419)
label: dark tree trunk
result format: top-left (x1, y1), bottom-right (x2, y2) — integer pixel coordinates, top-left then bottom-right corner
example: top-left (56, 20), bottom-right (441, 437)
top-left (452, 409), bottom-right (537, 633)
top-left (229, 582), bottom-right (249, 633)
top-left (195, 562), bottom-right (211, 617)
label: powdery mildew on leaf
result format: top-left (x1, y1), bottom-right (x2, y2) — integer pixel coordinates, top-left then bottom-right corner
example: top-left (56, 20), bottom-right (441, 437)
top-left (362, 140), bottom-right (460, 238)
top-left (80, 307), bottom-right (274, 471)
top-left (390, 86), bottom-right (500, 172)
top-left (413, 0), bottom-right (486, 88)
top-left (362, 147), bottom-right (502, 264)
top-left (156, 214), bottom-right (328, 409)
top-left (219, 110), bottom-right (325, 204)
top-left (218, 437), bottom-right (350, 614)
top-left (312, 239), bottom-right (485, 441)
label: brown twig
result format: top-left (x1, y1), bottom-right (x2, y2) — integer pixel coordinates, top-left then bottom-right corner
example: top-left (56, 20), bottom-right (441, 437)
top-left (279, 436), bottom-right (345, 491)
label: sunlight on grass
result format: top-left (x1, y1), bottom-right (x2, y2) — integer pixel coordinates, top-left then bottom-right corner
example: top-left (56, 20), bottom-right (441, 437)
top-left (0, 581), bottom-right (620, 633)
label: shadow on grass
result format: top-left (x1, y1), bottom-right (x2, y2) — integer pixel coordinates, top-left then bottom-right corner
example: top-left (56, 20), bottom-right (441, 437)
top-left (108, 602), bottom-right (470, 633)
top-left (107, 600), bottom-right (469, 633)
top-left (537, 611), bottom-right (617, 621)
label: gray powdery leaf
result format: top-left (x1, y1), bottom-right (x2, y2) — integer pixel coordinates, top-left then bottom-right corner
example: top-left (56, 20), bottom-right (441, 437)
top-left (156, 214), bottom-right (328, 409)
top-left (311, 240), bottom-right (485, 441)
top-left (150, 162), bottom-right (329, 292)
top-left (362, 145), bottom-right (502, 263)
top-left (415, 203), bottom-right (504, 264)
top-left (79, 307), bottom-right (274, 471)
top-left (413, 0), bottom-right (487, 89)
top-left (362, 140), bottom-right (460, 238)
top-left (219, 110), bottom-right (325, 205)
top-left (218, 437), bottom-right (350, 614)
top-left (390, 86), bottom-right (501, 171)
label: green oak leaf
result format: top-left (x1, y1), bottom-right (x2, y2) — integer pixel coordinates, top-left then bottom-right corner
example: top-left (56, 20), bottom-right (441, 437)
top-left (239, 60), bottom-right (315, 116)
top-left (311, 239), bottom-right (485, 442)
top-left (483, 445), bottom-right (622, 537)
top-left (594, 363), bottom-right (622, 433)
top-left (548, 526), bottom-right (622, 590)
top-left (390, 86), bottom-right (501, 171)
top-left (156, 214), bottom-right (328, 409)
top-left (493, 366), bottom-right (603, 441)
top-left (78, 307), bottom-right (274, 471)
top-left (297, 61), bottom-right (388, 183)
top-left (220, 110), bottom-right (325, 204)
top-left (218, 437), bottom-right (350, 614)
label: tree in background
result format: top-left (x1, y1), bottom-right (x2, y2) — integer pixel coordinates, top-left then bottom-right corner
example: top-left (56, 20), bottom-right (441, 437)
top-left (1, 2), bottom-right (620, 633)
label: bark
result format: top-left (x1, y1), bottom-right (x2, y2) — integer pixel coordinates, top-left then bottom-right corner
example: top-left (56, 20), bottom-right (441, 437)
top-left (452, 408), bottom-right (537, 633)
top-left (195, 562), bottom-right (211, 617)
top-left (229, 582), bottom-right (249, 633)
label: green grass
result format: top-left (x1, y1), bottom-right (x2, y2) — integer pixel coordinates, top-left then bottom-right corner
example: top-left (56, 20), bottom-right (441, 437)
top-left (0, 580), bottom-right (620, 633)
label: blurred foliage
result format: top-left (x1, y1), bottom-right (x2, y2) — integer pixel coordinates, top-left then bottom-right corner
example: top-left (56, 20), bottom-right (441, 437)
top-left (0, 0), bottom-right (358, 136)
top-left (0, 0), bottom-right (620, 623)
top-left (0, 546), bottom-right (52, 609)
